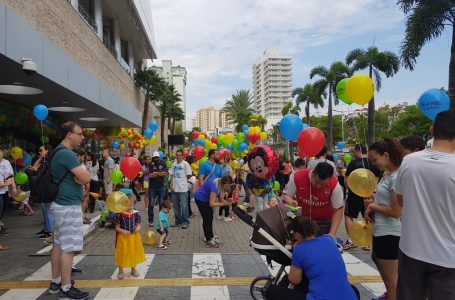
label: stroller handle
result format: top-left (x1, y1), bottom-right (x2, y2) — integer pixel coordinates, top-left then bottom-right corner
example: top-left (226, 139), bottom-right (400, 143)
top-left (232, 206), bottom-right (260, 230)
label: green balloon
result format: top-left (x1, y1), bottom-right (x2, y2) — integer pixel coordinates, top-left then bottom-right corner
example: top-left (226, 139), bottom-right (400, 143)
top-left (237, 132), bottom-right (245, 143)
top-left (200, 156), bottom-right (208, 165)
top-left (111, 170), bottom-right (124, 185)
top-left (336, 78), bottom-right (353, 105)
top-left (15, 172), bottom-right (28, 185)
top-left (273, 181), bottom-right (280, 191)
top-left (232, 139), bottom-right (239, 150)
top-left (166, 160), bottom-right (173, 169)
top-left (343, 154), bottom-right (352, 164)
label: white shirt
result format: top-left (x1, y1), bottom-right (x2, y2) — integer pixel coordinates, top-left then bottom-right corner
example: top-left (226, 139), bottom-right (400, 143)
top-left (84, 162), bottom-right (99, 181)
top-left (394, 149), bottom-right (455, 268)
top-left (0, 159), bottom-right (14, 194)
top-left (170, 160), bottom-right (192, 193)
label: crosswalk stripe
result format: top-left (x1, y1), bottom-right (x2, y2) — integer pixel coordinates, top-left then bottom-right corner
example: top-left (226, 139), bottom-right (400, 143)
top-left (93, 254), bottom-right (154, 300)
top-left (342, 252), bottom-right (385, 296)
top-left (0, 254), bottom-right (86, 300)
top-left (191, 253), bottom-right (229, 300)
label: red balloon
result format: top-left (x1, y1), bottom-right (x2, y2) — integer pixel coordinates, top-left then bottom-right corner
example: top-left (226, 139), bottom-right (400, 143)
top-left (192, 131), bottom-right (199, 140)
top-left (193, 145), bottom-right (206, 161)
top-left (251, 133), bottom-right (260, 144)
top-left (120, 157), bottom-right (141, 180)
top-left (247, 145), bottom-right (279, 179)
top-left (218, 150), bottom-right (225, 160)
top-left (183, 150), bottom-right (189, 158)
top-left (224, 150), bottom-right (232, 158)
top-left (297, 127), bottom-right (326, 158)
top-left (211, 136), bottom-right (218, 144)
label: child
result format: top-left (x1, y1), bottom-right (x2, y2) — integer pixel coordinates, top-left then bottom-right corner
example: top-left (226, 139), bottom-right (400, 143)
top-left (230, 184), bottom-right (240, 219)
top-left (155, 200), bottom-right (172, 250)
top-left (218, 183), bottom-right (233, 222)
top-left (114, 189), bottom-right (145, 279)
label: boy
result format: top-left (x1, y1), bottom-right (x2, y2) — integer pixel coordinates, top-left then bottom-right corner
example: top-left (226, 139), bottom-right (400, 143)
top-left (156, 200), bottom-right (172, 250)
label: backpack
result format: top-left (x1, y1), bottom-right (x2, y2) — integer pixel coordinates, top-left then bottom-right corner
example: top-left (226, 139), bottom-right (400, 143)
top-left (29, 147), bottom-right (71, 203)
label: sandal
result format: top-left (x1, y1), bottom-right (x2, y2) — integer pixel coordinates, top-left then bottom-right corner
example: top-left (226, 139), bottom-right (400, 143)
top-left (343, 242), bottom-right (357, 250)
top-left (157, 245), bottom-right (167, 250)
top-left (117, 273), bottom-right (124, 280)
top-left (131, 270), bottom-right (140, 277)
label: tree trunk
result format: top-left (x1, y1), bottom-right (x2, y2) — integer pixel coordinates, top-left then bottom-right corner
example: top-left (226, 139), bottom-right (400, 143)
top-left (327, 90), bottom-right (333, 151)
top-left (367, 66), bottom-right (375, 145)
top-left (449, 26), bottom-right (455, 111)
top-left (306, 102), bottom-right (310, 125)
top-left (160, 115), bottom-right (166, 148)
top-left (172, 119), bottom-right (176, 135)
top-left (142, 98), bottom-right (150, 132)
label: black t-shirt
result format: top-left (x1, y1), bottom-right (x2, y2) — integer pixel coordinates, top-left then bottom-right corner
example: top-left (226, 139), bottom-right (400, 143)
top-left (345, 158), bottom-right (381, 201)
top-left (148, 161), bottom-right (168, 189)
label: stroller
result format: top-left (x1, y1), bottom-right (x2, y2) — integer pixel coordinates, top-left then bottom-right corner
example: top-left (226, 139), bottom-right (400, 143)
top-left (232, 205), bottom-right (360, 300)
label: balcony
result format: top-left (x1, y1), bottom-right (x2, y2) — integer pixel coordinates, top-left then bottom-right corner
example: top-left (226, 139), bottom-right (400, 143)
top-left (77, 2), bottom-right (97, 33)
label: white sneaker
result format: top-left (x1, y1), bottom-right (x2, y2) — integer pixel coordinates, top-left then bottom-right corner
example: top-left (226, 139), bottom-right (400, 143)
top-left (224, 217), bottom-right (233, 222)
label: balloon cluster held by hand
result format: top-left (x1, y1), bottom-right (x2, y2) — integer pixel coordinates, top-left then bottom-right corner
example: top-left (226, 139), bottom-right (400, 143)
top-left (418, 88), bottom-right (450, 122)
top-left (336, 74), bottom-right (374, 106)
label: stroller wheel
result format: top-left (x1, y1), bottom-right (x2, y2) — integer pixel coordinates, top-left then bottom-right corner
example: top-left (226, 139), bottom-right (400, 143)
top-left (250, 276), bottom-right (273, 300)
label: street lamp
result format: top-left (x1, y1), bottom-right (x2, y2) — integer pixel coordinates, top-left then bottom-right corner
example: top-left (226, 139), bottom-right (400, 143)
top-left (333, 108), bottom-right (345, 142)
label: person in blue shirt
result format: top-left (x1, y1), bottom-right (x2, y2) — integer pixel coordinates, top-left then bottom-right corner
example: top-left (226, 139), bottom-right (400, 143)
top-left (197, 149), bottom-right (223, 188)
top-left (266, 216), bottom-right (358, 300)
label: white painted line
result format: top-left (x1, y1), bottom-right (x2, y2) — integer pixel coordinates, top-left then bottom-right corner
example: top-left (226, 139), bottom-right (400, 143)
top-left (342, 252), bottom-right (385, 296)
top-left (0, 255), bottom-right (86, 300)
top-left (191, 253), bottom-right (230, 300)
top-left (93, 254), bottom-right (154, 300)
top-left (36, 214), bottom-right (101, 255)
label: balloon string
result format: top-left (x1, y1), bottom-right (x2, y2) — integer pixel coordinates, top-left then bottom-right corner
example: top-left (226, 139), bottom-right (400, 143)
top-left (352, 115), bottom-right (367, 169)
top-left (40, 122), bottom-right (44, 145)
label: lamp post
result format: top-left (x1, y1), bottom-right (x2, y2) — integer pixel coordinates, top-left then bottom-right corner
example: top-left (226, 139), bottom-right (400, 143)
top-left (333, 108), bottom-right (345, 142)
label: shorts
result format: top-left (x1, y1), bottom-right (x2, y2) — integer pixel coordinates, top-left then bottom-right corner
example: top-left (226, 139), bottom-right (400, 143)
top-left (372, 235), bottom-right (400, 260)
top-left (143, 181), bottom-right (149, 189)
top-left (344, 197), bottom-right (365, 218)
top-left (50, 202), bottom-right (84, 253)
top-left (157, 228), bottom-right (168, 235)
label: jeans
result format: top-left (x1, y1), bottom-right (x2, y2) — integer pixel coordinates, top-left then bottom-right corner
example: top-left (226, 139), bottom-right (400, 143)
top-left (148, 188), bottom-right (164, 223)
top-left (195, 199), bottom-right (214, 241)
top-left (187, 189), bottom-right (193, 216)
top-left (172, 192), bottom-right (189, 226)
top-left (41, 203), bottom-right (53, 234)
top-left (0, 193), bottom-right (5, 223)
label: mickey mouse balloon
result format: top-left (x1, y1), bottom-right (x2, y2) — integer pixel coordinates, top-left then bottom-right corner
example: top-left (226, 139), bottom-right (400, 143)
top-left (247, 145), bottom-right (279, 180)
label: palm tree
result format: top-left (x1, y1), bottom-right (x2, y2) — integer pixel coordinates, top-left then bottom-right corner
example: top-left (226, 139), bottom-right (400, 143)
top-left (222, 89), bottom-right (255, 132)
top-left (161, 83), bottom-right (182, 146)
top-left (281, 101), bottom-right (300, 116)
top-left (292, 84), bottom-right (325, 125)
top-left (346, 46), bottom-right (400, 144)
top-left (134, 69), bottom-right (166, 131)
top-left (398, 1), bottom-right (455, 109)
top-left (249, 114), bottom-right (268, 130)
top-left (310, 62), bottom-right (351, 150)
top-left (169, 104), bottom-right (185, 134)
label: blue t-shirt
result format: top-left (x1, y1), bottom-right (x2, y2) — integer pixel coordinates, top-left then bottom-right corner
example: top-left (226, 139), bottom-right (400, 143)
top-left (292, 235), bottom-right (357, 300)
top-left (155, 210), bottom-right (169, 230)
top-left (198, 161), bottom-right (223, 181)
top-left (194, 178), bottom-right (218, 202)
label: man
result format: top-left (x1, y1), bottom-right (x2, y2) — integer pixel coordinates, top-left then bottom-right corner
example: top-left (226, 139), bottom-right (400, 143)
top-left (399, 135), bottom-right (425, 156)
top-left (169, 149), bottom-right (192, 228)
top-left (282, 162), bottom-right (344, 237)
top-left (394, 111), bottom-right (455, 299)
top-left (307, 146), bottom-right (337, 174)
top-left (343, 144), bottom-right (380, 250)
top-left (0, 148), bottom-right (16, 241)
top-left (148, 151), bottom-right (168, 226)
top-left (197, 149), bottom-right (223, 188)
top-left (49, 121), bottom-right (91, 299)
top-left (102, 149), bottom-right (114, 195)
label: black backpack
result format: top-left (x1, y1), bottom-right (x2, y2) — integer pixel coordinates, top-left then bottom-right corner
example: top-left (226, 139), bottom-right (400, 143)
top-left (29, 147), bottom-right (71, 203)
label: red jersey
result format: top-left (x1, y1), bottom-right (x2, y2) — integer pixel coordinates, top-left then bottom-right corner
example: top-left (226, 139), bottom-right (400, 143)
top-left (232, 191), bottom-right (239, 204)
top-left (294, 169), bottom-right (339, 221)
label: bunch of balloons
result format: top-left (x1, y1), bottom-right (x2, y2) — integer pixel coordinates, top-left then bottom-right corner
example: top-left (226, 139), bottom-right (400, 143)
top-left (117, 128), bottom-right (150, 149)
top-left (336, 74), bottom-right (375, 106)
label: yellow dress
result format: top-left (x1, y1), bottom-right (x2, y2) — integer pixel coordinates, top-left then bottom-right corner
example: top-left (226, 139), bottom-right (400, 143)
top-left (114, 211), bottom-right (145, 268)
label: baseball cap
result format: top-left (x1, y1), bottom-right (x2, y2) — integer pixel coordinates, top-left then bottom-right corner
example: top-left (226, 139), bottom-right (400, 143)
top-left (152, 151), bottom-right (160, 158)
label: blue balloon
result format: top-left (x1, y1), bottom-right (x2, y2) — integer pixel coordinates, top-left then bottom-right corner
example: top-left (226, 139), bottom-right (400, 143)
top-left (143, 128), bottom-right (153, 139)
top-left (33, 104), bottom-right (48, 121)
top-left (199, 139), bottom-right (205, 147)
top-left (227, 144), bottom-right (233, 151)
top-left (418, 89), bottom-right (450, 121)
top-left (333, 154), bottom-right (339, 162)
top-left (149, 120), bottom-right (159, 132)
top-left (243, 129), bottom-right (248, 136)
top-left (242, 124), bottom-right (249, 132)
top-left (158, 151), bottom-right (164, 159)
top-left (238, 142), bottom-right (248, 152)
top-left (112, 141), bottom-right (120, 149)
top-left (279, 114), bottom-right (303, 141)
top-left (336, 141), bottom-right (345, 150)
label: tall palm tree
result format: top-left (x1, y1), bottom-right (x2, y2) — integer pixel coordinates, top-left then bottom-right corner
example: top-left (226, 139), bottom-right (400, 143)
top-left (292, 84), bottom-right (325, 125)
top-left (249, 114), bottom-right (268, 130)
top-left (222, 89), bottom-right (255, 132)
top-left (281, 101), bottom-right (300, 116)
top-left (169, 104), bottom-right (185, 134)
top-left (310, 62), bottom-right (351, 150)
top-left (346, 46), bottom-right (400, 144)
top-left (162, 83), bottom-right (182, 146)
top-left (398, 1), bottom-right (455, 109)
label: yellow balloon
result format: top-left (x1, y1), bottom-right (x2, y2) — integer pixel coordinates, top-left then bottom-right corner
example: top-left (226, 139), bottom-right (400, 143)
top-left (210, 143), bottom-right (217, 150)
top-left (205, 140), bottom-right (211, 150)
top-left (348, 220), bottom-right (373, 247)
top-left (198, 134), bottom-right (205, 140)
top-left (248, 127), bottom-right (254, 134)
top-left (10, 147), bottom-right (23, 160)
top-left (12, 191), bottom-right (27, 202)
top-left (142, 230), bottom-right (157, 246)
top-left (231, 160), bottom-right (240, 170)
top-left (149, 135), bottom-right (157, 145)
top-left (191, 162), bottom-right (199, 176)
top-left (249, 142), bottom-right (255, 149)
top-left (106, 191), bottom-right (129, 213)
top-left (347, 168), bottom-right (377, 197)
top-left (260, 132), bottom-right (267, 141)
top-left (89, 192), bottom-right (100, 200)
top-left (255, 127), bottom-right (261, 134)
top-left (346, 74), bottom-right (374, 106)
top-left (225, 133), bottom-right (234, 144)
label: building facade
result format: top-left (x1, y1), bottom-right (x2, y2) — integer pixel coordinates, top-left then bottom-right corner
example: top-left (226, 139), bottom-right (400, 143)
top-left (193, 107), bottom-right (233, 133)
top-left (252, 49), bottom-right (292, 130)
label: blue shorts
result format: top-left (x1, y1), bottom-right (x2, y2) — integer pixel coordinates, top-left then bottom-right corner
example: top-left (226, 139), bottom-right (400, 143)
top-left (157, 228), bottom-right (168, 235)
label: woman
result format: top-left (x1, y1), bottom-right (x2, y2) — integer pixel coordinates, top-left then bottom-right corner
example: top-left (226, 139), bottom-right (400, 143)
top-left (365, 138), bottom-right (403, 300)
top-left (84, 153), bottom-right (99, 214)
top-left (266, 216), bottom-right (358, 299)
top-left (193, 175), bottom-right (232, 248)
top-left (185, 155), bottom-right (196, 218)
top-left (141, 156), bottom-right (151, 210)
top-left (28, 144), bottom-right (53, 240)
top-left (0, 148), bottom-right (16, 251)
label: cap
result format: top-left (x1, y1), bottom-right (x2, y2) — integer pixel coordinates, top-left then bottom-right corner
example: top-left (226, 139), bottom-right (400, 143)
top-left (119, 188), bottom-right (133, 195)
top-left (152, 151), bottom-right (160, 158)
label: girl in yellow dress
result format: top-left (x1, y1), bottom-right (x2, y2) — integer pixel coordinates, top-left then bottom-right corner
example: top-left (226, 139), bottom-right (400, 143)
top-left (114, 190), bottom-right (145, 279)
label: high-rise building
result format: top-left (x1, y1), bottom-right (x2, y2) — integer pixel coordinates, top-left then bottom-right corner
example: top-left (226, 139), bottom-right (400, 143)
top-left (194, 107), bottom-right (233, 133)
top-left (252, 49), bottom-right (292, 130)
top-left (150, 60), bottom-right (187, 130)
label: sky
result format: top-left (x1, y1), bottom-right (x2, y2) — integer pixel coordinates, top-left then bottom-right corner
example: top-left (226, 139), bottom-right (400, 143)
top-left (150, 0), bottom-right (451, 129)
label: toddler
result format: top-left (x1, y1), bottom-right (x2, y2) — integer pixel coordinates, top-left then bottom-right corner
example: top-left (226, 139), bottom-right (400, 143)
top-left (156, 200), bottom-right (172, 250)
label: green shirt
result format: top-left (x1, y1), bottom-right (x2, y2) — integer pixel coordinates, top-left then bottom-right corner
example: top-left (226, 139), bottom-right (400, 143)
top-left (51, 144), bottom-right (83, 206)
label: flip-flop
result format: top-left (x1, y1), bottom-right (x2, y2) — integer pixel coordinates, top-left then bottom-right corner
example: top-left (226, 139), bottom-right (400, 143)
top-left (0, 245), bottom-right (10, 251)
top-left (117, 273), bottom-right (124, 280)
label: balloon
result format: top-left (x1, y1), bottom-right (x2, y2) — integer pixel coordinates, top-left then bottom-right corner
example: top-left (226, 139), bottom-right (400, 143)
top-left (11, 190), bottom-right (27, 202)
top-left (106, 191), bottom-right (129, 213)
top-left (279, 114), bottom-right (304, 141)
top-left (297, 127), bottom-right (325, 158)
top-left (120, 157), bottom-right (141, 180)
top-left (247, 145), bottom-right (279, 179)
top-left (231, 160), bottom-right (240, 170)
top-left (142, 230), bottom-right (157, 246)
top-left (191, 131), bottom-right (200, 140)
top-left (336, 141), bottom-right (345, 150)
top-left (225, 133), bottom-right (234, 144)
top-left (348, 220), bottom-right (373, 248)
top-left (149, 120), bottom-right (159, 133)
top-left (336, 78), bottom-right (353, 105)
top-left (33, 104), bottom-right (49, 121)
top-left (148, 135), bottom-right (157, 145)
top-left (199, 156), bottom-right (208, 165)
top-left (143, 128), bottom-right (153, 139)
top-left (158, 151), bottom-right (164, 159)
top-left (232, 139), bottom-right (239, 150)
top-left (347, 168), bottom-right (377, 198)
top-left (260, 132), bottom-right (268, 141)
top-left (10, 147), bottom-right (23, 160)
top-left (226, 144), bottom-right (233, 151)
top-left (343, 154), bottom-right (352, 164)
top-left (198, 134), bottom-right (205, 140)
top-left (193, 145), bottom-right (205, 161)
top-left (238, 142), bottom-right (248, 152)
top-left (237, 132), bottom-right (245, 143)
top-left (112, 141), bottom-right (120, 149)
top-left (183, 150), bottom-right (189, 158)
top-left (273, 181), bottom-right (280, 191)
top-left (217, 134), bottom-right (225, 145)
top-left (224, 150), bottom-right (232, 158)
top-left (15, 172), bottom-right (28, 185)
top-left (211, 136), bottom-right (217, 144)
top-left (111, 170), bottom-right (124, 185)
top-left (89, 192), bottom-right (100, 200)
top-left (242, 124), bottom-right (249, 132)
top-left (42, 136), bottom-right (49, 144)
top-left (418, 88), bottom-right (450, 121)
top-left (346, 74), bottom-right (374, 106)
top-left (333, 154), bottom-right (339, 162)
top-left (166, 160), bottom-right (172, 169)
top-left (191, 162), bottom-right (199, 175)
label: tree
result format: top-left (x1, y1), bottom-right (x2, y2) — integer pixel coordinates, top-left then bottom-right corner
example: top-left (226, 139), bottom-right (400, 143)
top-left (389, 104), bottom-right (432, 138)
top-left (398, 1), bottom-right (455, 109)
top-left (134, 69), bottom-right (166, 132)
top-left (222, 89), bottom-right (255, 132)
top-left (310, 61), bottom-right (351, 150)
top-left (281, 101), bottom-right (300, 116)
top-left (346, 46), bottom-right (400, 144)
top-left (169, 104), bottom-right (185, 134)
top-left (248, 114), bottom-right (268, 130)
top-left (161, 83), bottom-right (182, 146)
top-left (292, 84), bottom-right (324, 125)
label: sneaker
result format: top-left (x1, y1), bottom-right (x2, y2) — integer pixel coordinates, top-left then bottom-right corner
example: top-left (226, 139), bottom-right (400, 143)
top-left (372, 292), bottom-right (387, 300)
top-left (48, 280), bottom-right (75, 295)
top-left (57, 286), bottom-right (89, 300)
top-left (157, 245), bottom-right (168, 250)
top-left (71, 267), bottom-right (82, 273)
top-left (165, 240), bottom-right (172, 245)
top-left (224, 217), bottom-right (233, 222)
top-left (214, 237), bottom-right (223, 246)
top-left (36, 229), bottom-right (45, 235)
top-left (206, 238), bottom-right (219, 248)
top-left (38, 233), bottom-right (51, 240)
top-left (182, 224), bottom-right (188, 229)
top-left (0, 228), bottom-right (9, 236)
